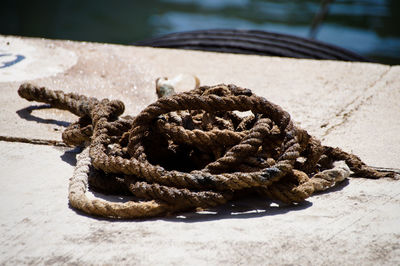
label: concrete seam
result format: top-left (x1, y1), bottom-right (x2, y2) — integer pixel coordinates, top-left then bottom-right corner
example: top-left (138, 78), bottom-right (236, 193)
top-left (320, 66), bottom-right (392, 139)
top-left (0, 135), bottom-right (68, 147)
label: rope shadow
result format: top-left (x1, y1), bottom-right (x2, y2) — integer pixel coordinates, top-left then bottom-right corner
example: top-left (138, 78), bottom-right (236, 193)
top-left (59, 146), bottom-right (82, 166)
top-left (161, 179), bottom-right (349, 223)
top-left (17, 104), bottom-right (79, 166)
top-left (67, 194), bottom-right (313, 223)
top-left (162, 198), bottom-right (313, 223)
top-left (16, 104), bottom-right (71, 127)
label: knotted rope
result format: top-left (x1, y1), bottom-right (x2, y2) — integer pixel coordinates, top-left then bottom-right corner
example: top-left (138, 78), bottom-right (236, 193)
top-left (18, 82), bottom-right (396, 219)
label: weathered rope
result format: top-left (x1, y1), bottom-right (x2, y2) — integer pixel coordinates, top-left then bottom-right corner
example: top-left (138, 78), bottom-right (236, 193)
top-left (17, 82), bottom-right (397, 219)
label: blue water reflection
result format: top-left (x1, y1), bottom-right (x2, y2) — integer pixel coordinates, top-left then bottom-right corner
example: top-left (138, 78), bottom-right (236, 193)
top-left (1, 0), bottom-right (399, 64)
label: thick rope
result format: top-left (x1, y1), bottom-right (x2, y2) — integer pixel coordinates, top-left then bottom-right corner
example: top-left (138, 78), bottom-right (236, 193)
top-left (69, 147), bottom-right (173, 218)
top-left (17, 82), bottom-right (397, 219)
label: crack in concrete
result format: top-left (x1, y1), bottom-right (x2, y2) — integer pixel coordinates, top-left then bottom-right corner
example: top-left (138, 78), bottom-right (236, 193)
top-left (0, 135), bottom-right (68, 147)
top-left (320, 66), bottom-right (392, 139)
top-left (325, 188), bottom-right (400, 243)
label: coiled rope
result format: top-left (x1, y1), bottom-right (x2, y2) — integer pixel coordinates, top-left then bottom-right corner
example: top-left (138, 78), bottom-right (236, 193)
top-left (17, 82), bottom-right (396, 219)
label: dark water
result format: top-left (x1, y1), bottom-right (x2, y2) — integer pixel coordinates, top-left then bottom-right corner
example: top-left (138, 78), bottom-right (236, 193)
top-left (2, 0), bottom-right (399, 64)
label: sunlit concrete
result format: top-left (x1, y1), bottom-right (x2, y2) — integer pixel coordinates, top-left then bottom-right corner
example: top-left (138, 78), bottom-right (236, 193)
top-left (0, 35), bottom-right (399, 265)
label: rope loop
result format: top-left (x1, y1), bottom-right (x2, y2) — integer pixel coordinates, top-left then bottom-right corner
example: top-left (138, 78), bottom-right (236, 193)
top-left (17, 82), bottom-right (395, 219)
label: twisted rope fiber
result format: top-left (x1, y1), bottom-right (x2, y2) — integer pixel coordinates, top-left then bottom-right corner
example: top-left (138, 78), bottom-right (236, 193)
top-left (18, 83), bottom-right (395, 219)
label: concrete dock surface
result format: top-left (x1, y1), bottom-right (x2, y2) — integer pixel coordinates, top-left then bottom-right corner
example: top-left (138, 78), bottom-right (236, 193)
top-left (0, 35), bottom-right (399, 265)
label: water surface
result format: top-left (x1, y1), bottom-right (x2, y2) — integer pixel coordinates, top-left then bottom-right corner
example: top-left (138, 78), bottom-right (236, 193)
top-left (2, 0), bottom-right (399, 64)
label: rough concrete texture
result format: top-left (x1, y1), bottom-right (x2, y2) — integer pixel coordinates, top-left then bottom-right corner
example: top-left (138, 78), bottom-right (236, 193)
top-left (0, 35), bottom-right (399, 265)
